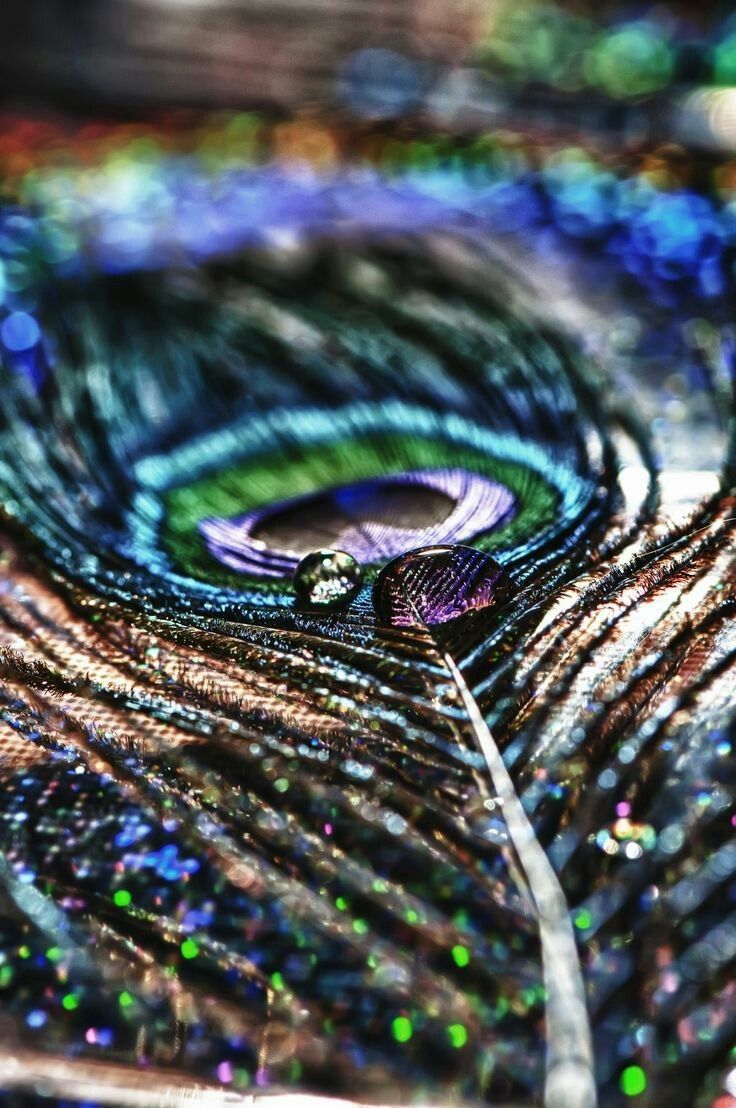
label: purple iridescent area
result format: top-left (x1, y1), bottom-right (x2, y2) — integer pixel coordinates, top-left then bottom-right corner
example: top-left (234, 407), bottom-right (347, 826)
top-left (199, 469), bottom-right (515, 579)
top-left (372, 544), bottom-right (508, 627)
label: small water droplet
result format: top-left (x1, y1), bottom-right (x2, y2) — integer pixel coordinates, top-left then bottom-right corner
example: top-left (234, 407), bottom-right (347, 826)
top-left (372, 544), bottom-right (507, 627)
top-left (293, 549), bottom-right (362, 610)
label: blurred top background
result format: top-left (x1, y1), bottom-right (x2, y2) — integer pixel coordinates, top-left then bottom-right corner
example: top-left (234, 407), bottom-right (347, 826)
top-left (3, 0), bottom-right (736, 153)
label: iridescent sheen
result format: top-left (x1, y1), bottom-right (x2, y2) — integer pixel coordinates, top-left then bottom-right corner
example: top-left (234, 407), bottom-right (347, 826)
top-left (0, 177), bottom-right (732, 1108)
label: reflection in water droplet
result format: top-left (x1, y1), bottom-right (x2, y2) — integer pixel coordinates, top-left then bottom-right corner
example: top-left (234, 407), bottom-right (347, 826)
top-left (293, 549), bottom-right (363, 610)
top-left (372, 544), bottom-right (507, 627)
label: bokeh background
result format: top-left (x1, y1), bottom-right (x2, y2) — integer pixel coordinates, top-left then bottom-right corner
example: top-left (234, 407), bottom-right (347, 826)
top-left (4, 0), bottom-right (736, 136)
top-left (1, 6), bottom-right (736, 1108)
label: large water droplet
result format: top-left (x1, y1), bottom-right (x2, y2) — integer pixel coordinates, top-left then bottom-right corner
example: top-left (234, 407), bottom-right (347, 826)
top-left (293, 549), bottom-right (363, 610)
top-left (372, 544), bottom-right (507, 627)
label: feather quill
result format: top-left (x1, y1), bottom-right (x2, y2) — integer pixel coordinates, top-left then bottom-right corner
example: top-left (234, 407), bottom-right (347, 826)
top-left (388, 568), bottom-right (596, 1108)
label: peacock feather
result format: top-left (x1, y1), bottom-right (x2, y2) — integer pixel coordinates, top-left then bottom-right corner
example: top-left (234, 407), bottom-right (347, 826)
top-left (0, 153), bottom-right (734, 1108)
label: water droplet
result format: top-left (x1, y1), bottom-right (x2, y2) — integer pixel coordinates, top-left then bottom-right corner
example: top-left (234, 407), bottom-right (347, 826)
top-left (372, 544), bottom-right (507, 627)
top-left (293, 549), bottom-right (362, 610)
